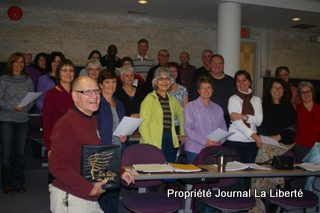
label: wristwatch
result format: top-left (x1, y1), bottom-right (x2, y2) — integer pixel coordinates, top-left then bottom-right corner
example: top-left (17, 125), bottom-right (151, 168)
top-left (242, 114), bottom-right (249, 122)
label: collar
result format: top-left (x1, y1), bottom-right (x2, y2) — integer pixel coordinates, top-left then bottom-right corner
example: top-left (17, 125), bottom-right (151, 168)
top-left (73, 106), bottom-right (94, 118)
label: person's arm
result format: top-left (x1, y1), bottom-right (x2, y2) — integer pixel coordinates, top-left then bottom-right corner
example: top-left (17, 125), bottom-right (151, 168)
top-left (279, 104), bottom-right (297, 144)
top-left (246, 97), bottom-right (263, 127)
top-left (49, 120), bottom-right (95, 197)
top-left (0, 78), bottom-right (15, 112)
top-left (184, 104), bottom-right (207, 146)
top-left (139, 96), bottom-right (153, 143)
top-left (228, 96), bottom-right (255, 137)
top-left (173, 97), bottom-right (185, 136)
top-left (42, 91), bottom-right (55, 152)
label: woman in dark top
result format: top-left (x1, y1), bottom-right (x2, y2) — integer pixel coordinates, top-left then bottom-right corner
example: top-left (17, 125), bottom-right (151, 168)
top-left (115, 66), bottom-right (145, 118)
top-left (259, 78), bottom-right (296, 144)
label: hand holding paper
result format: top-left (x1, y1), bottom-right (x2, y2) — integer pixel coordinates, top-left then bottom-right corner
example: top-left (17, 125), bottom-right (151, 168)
top-left (113, 116), bottom-right (143, 136)
top-left (206, 128), bottom-right (233, 144)
top-left (18, 92), bottom-right (43, 107)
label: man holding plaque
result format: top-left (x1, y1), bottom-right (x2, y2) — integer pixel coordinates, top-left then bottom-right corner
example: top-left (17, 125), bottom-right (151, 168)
top-left (49, 76), bottom-right (134, 213)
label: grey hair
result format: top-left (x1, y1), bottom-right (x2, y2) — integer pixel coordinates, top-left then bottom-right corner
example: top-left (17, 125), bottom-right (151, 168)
top-left (86, 59), bottom-right (102, 70)
top-left (118, 66), bottom-right (134, 76)
top-left (152, 66), bottom-right (174, 90)
top-left (297, 81), bottom-right (315, 99)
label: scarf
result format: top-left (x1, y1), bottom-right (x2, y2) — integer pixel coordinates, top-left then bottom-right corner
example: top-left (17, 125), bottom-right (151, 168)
top-left (235, 89), bottom-right (254, 127)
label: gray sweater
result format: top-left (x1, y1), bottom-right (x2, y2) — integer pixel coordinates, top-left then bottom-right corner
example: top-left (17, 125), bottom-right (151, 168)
top-left (0, 75), bottom-right (34, 123)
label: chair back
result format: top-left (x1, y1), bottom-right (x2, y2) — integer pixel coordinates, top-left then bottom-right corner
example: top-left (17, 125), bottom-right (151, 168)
top-left (193, 146), bottom-right (240, 189)
top-left (122, 143), bottom-right (166, 188)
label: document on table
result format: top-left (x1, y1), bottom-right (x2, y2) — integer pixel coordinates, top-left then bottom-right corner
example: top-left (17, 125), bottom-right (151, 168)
top-left (296, 163), bottom-right (320, 172)
top-left (260, 135), bottom-right (288, 149)
top-left (113, 116), bottom-right (143, 136)
top-left (206, 128), bottom-right (233, 144)
top-left (18, 92), bottom-right (43, 107)
top-left (133, 164), bottom-right (173, 173)
top-left (213, 161), bottom-right (271, 172)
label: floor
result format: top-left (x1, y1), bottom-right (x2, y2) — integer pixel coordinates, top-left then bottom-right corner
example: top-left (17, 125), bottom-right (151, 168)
top-left (0, 142), bottom-right (50, 213)
top-left (0, 141), bottom-right (134, 213)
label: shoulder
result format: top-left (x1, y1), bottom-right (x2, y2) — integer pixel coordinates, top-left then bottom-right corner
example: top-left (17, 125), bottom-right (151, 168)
top-left (229, 94), bottom-right (239, 101)
top-left (211, 102), bottom-right (224, 113)
top-left (0, 75), bottom-right (10, 82)
top-left (223, 75), bottom-right (234, 82)
top-left (252, 95), bottom-right (262, 103)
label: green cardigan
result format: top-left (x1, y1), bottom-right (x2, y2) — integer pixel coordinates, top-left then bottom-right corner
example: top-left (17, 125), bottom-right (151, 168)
top-left (139, 91), bottom-right (185, 149)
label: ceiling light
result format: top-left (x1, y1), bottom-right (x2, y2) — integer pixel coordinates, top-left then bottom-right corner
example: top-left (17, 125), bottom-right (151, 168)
top-left (138, 0), bottom-right (148, 4)
top-left (292, 17), bottom-right (301, 22)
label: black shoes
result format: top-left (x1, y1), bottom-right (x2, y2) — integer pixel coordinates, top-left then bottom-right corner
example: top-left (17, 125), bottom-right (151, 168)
top-left (15, 187), bottom-right (26, 193)
top-left (3, 187), bottom-right (14, 195)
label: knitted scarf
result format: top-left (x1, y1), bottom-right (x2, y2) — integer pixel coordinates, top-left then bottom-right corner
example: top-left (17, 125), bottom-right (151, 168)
top-left (235, 89), bottom-right (254, 127)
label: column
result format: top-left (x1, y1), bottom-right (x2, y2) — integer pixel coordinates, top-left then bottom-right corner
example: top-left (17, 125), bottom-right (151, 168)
top-left (217, 1), bottom-right (241, 77)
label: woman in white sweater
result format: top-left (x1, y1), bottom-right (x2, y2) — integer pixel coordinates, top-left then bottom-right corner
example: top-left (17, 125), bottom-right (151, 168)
top-left (225, 70), bottom-right (263, 163)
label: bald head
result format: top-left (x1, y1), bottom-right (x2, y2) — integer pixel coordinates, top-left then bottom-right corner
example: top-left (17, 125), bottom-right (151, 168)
top-left (72, 76), bottom-right (100, 116)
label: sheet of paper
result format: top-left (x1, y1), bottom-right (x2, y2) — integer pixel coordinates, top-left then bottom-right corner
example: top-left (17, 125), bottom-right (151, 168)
top-left (169, 163), bottom-right (201, 172)
top-left (260, 135), bottom-right (288, 149)
top-left (296, 163), bottom-right (320, 172)
top-left (132, 79), bottom-right (138, 87)
top-left (206, 128), bottom-right (233, 144)
top-left (213, 161), bottom-right (271, 171)
top-left (133, 164), bottom-right (173, 173)
top-left (18, 92), bottom-right (43, 107)
top-left (113, 116), bottom-right (143, 136)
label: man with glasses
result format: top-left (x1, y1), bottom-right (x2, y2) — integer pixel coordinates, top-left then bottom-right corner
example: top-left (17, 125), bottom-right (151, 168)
top-left (49, 76), bottom-right (134, 213)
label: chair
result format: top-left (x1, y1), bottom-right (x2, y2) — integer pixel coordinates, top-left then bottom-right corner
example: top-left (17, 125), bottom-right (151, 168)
top-left (121, 144), bottom-right (181, 213)
top-left (266, 189), bottom-right (318, 213)
top-left (28, 114), bottom-right (46, 159)
top-left (194, 146), bottom-right (256, 212)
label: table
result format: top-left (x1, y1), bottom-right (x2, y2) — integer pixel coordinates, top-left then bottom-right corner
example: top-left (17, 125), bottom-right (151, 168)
top-left (125, 165), bottom-right (320, 213)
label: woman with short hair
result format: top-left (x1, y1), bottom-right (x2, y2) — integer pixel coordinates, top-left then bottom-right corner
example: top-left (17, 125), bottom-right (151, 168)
top-left (139, 66), bottom-right (185, 162)
top-left (114, 66), bottom-right (145, 118)
top-left (294, 81), bottom-right (320, 162)
top-left (184, 76), bottom-right (226, 163)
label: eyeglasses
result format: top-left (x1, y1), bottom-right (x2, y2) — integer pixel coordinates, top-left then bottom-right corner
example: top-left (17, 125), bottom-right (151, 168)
top-left (157, 77), bottom-right (171, 82)
top-left (199, 86), bottom-right (213, 90)
top-left (301, 90), bottom-right (312, 95)
top-left (75, 89), bottom-right (101, 96)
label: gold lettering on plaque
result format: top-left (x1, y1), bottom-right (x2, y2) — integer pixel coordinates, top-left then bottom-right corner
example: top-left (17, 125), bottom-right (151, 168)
top-left (88, 151), bottom-right (116, 181)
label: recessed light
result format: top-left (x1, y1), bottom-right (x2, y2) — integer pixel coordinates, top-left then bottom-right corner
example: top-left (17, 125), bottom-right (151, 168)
top-left (292, 17), bottom-right (301, 22)
top-left (138, 0), bottom-right (148, 4)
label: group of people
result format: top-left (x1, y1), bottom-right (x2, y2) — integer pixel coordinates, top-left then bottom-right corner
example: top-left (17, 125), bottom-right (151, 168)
top-left (0, 37), bottom-right (320, 213)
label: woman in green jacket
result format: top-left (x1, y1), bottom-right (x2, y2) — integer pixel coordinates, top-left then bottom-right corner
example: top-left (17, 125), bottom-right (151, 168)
top-left (139, 66), bottom-right (185, 162)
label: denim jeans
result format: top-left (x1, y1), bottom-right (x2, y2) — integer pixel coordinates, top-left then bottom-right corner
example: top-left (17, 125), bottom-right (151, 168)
top-left (0, 121), bottom-right (29, 188)
top-left (161, 131), bottom-right (178, 163)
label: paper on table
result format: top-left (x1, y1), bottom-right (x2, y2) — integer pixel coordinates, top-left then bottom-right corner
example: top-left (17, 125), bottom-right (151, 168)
top-left (206, 128), bottom-right (233, 144)
top-left (18, 92), bottom-right (43, 107)
top-left (296, 163), bottom-right (320, 172)
top-left (213, 161), bottom-right (271, 172)
top-left (113, 116), bottom-right (143, 136)
top-left (133, 164), bottom-right (173, 173)
top-left (260, 135), bottom-right (288, 149)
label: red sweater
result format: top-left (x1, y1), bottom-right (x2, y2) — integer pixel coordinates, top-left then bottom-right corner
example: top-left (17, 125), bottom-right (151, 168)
top-left (49, 108), bottom-right (101, 201)
top-left (295, 103), bottom-right (320, 148)
top-left (42, 85), bottom-right (73, 151)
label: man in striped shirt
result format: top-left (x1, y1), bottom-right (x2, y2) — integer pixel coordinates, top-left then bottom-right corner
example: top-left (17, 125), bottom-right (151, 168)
top-left (132, 38), bottom-right (156, 80)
